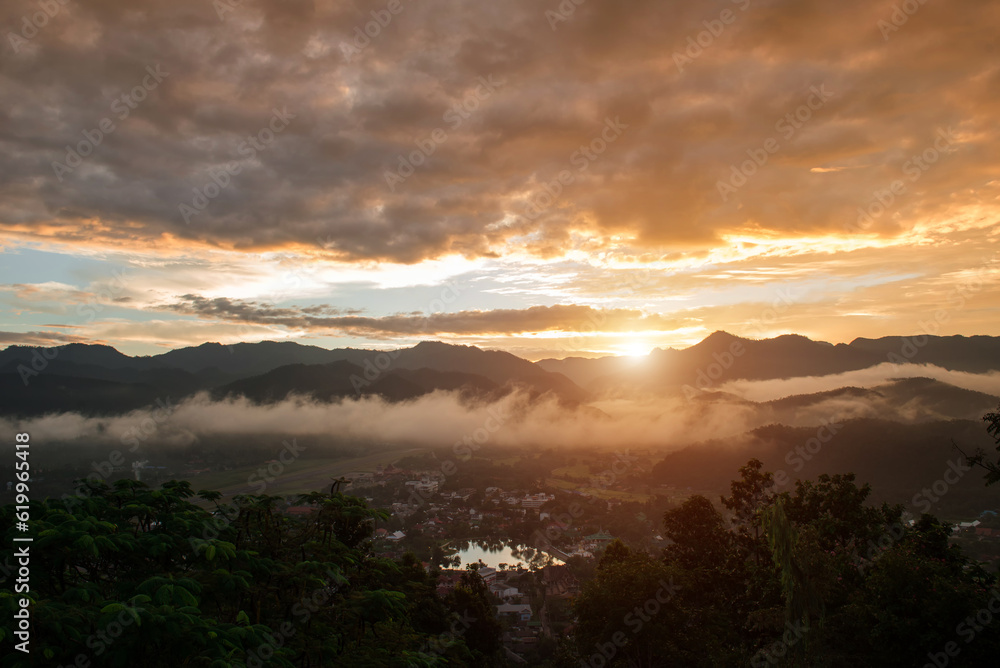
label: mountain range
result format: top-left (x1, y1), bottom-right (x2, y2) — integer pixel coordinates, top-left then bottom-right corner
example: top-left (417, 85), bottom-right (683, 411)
top-left (0, 340), bottom-right (582, 416)
top-left (536, 332), bottom-right (1000, 391)
top-left (1, 332), bottom-right (998, 417)
top-left (647, 416), bottom-right (996, 516)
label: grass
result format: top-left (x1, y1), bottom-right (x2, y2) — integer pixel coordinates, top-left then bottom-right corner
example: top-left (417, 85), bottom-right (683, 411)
top-left (550, 464), bottom-right (592, 478)
top-left (545, 477), bottom-right (652, 502)
top-left (492, 457), bottom-right (523, 466)
top-left (183, 447), bottom-right (428, 501)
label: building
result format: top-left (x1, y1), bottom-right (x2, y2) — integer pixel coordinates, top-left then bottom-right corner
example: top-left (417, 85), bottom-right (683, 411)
top-left (521, 493), bottom-right (554, 509)
top-left (435, 569), bottom-right (465, 596)
top-left (405, 479), bottom-right (440, 494)
top-left (544, 564), bottom-right (580, 600)
top-left (344, 471), bottom-right (375, 488)
top-left (490, 583), bottom-right (520, 600)
top-left (584, 529), bottom-right (615, 550)
top-left (496, 603), bottom-right (532, 622)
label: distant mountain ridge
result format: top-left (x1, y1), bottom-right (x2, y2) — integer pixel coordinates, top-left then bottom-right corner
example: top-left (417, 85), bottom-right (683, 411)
top-left (0, 339), bottom-right (583, 416)
top-left (0, 340), bottom-right (370, 377)
top-left (647, 415), bottom-right (999, 516)
top-left (213, 361), bottom-right (502, 405)
top-left (1, 332), bottom-right (998, 417)
top-left (537, 332), bottom-right (1000, 391)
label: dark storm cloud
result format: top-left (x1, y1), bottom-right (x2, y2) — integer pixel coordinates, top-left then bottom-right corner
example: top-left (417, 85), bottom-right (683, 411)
top-left (162, 294), bottom-right (686, 336)
top-left (0, 330), bottom-right (91, 345)
top-left (0, 0), bottom-right (997, 262)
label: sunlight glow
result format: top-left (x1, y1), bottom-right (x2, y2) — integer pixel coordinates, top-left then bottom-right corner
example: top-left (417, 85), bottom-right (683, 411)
top-left (620, 340), bottom-right (653, 358)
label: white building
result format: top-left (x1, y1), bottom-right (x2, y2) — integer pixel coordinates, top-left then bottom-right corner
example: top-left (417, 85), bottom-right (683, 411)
top-left (496, 603), bottom-right (532, 621)
top-left (521, 493), bottom-right (554, 509)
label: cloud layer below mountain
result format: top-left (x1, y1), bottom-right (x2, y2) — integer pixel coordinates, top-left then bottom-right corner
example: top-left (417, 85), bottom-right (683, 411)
top-left (716, 363), bottom-right (1000, 401)
top-left (7, 363), bottom-right (997, 454)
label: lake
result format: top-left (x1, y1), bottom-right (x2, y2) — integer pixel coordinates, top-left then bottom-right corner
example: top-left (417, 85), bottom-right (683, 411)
top-left (450, 541), bottom-right (564, 569)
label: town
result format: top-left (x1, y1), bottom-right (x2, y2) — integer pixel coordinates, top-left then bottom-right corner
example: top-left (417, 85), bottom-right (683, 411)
top-left (276, 450), bottom-right (677, 662)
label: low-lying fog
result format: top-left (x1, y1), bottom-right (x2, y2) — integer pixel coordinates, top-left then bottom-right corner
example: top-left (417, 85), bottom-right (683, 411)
top-left (5, 363), bottom-right (997, 452)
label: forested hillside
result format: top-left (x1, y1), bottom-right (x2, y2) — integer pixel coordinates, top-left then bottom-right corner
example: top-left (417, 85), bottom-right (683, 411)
top-left (0, 482), bottom-right (504, 667)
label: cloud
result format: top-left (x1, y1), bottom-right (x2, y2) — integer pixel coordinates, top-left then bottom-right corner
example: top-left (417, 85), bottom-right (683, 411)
top-left (1, 282), bottom-right (93, 303)
top-left (0, 389), bottom-right (761, 452)
top-left (0, 330), bottom-right (92, 345)
top-left (7, 366), bottom-right (996, 458)
top-left (161, 295), bottom-right (692, 337)
top-left (0, 0), bottom-right (997, 265)
top-left (717, 363), bottom-right (1000, 402)
top-left (163, 294), bottom-right (357, 322)
top-left (2, 0), bottom-right (998, 356)
top-left (0, 394), bottom-right (921, 462)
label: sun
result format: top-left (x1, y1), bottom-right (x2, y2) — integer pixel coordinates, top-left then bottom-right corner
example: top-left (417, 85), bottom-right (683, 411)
top-left (620, 341), bottom-right (653, 358)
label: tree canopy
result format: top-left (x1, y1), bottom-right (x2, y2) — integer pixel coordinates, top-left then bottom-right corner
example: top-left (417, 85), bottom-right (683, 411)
top-left (0, 480), bottom-right (502, 667)
top-left (572, 459), bottom-right (1000, 667)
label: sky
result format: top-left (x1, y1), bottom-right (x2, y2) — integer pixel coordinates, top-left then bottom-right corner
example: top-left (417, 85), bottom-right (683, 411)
top-left (1, 0), bottom-right (998, 359)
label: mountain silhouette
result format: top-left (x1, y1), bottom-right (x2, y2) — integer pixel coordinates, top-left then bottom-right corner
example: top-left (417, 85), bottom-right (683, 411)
top-left (2, 333), bottom-right (997, 416)
top-left (537, 332), bottom-right (1000, 391)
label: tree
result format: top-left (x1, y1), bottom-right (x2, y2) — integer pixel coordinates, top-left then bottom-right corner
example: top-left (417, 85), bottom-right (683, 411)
top-left (960, 402), bottom-right (1000, 485)
top-left (574, 544), bottom-right (686, 667)
top-left (0, 480), bottom-right (482, 667)
top-left (662, 495), bottom-right (732, 571)
top-left (447, 568), bottom-right (503, 665)
top-left (721, 458), bottom-right (775, 565)
top-left (762, 498), bottom-right (822, 635)
top-left (781, 473), bottom-right (901, 552)
top-left (574, 460), bottom-right (1000, 667)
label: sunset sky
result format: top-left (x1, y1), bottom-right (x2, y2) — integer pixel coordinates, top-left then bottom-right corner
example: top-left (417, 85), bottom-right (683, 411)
top-left (1, 0), bottom-right (998, 358)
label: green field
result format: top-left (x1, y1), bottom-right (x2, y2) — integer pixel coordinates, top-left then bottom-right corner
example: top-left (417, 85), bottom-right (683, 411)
top-left (492, 456), bottom-right (523, 466)
top-left (182, 447), bottom-right (428, 501)
top-left (550, 464), bottom-right (592, 478)
top-left (545, 477), bottom-right (652, 502)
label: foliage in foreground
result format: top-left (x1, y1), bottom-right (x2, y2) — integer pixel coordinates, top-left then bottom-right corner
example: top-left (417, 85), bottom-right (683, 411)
top-left (0, 481), bottom-right (502, 667)
top-left (571, 459), bottom-right (1000, 667)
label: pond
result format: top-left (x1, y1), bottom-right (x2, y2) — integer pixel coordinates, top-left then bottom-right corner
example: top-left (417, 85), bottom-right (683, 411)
top-left (447, 540), bottom-right (564, 570)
